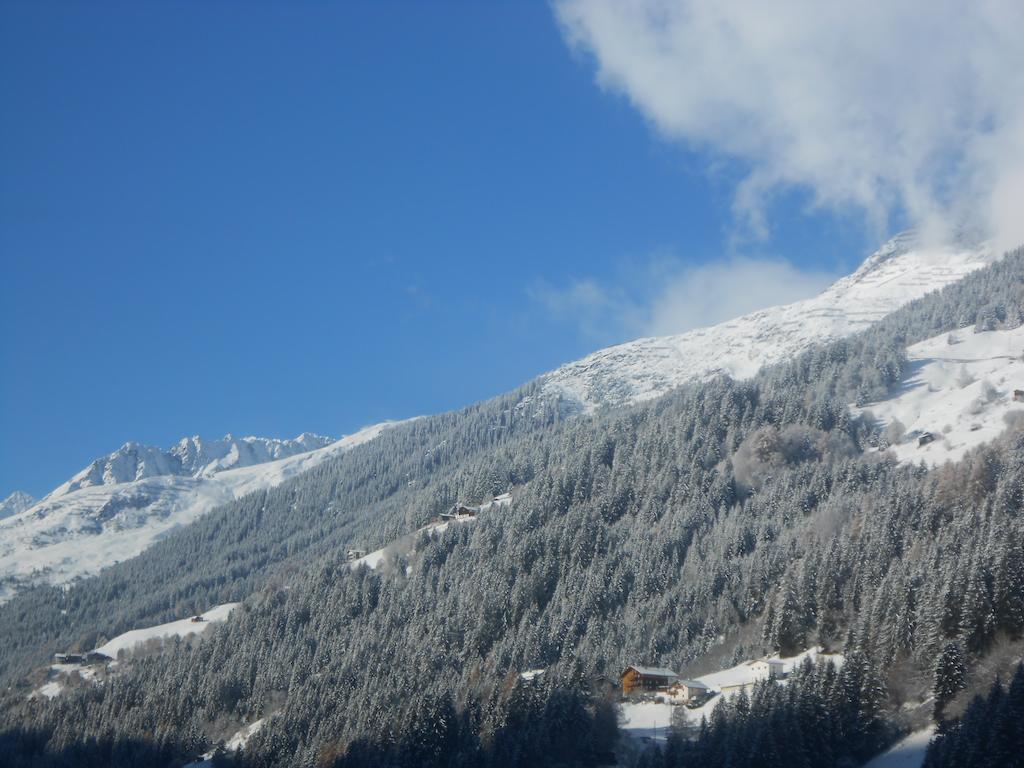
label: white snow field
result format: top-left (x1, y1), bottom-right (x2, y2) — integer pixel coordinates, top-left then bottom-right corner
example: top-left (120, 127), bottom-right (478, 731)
top-left (95, 602), bottom-right (239, 658)
top-left (0, 421), bottom-right (407, 601)
top-left (859, 325), bottom-right (1024, 465)
top-left (29, 603), bottom-right (238, 700)
top-left (619, 648), bottom-right (843, 743)
top-left (862, 726), bottom-right (935, 768)
top-left (541, 233), bottom-right (994, 412)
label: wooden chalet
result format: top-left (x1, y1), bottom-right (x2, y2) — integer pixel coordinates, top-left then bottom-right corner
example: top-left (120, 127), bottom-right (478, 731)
top-left (54, 651), bottom-right (111, 666)
top-left (440, 504), bottom-right (477, 520)
top-left (918, 432), bottom-right (935, 447)
top-left (620, 664), bottom-right (678, 696)
top-left (1014, 389), bottom-right (1024, 402)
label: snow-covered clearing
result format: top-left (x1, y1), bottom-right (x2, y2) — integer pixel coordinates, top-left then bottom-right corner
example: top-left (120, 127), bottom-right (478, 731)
top-left (224, 718), bottom-right (265, 751)
top-left (620, 701), bottom-right (675, 743)
top-left (0, 421), bottom-right (407, 601)
top-left (32, 681), bottom-right (64, 699)
top-left (858, 326), bottom-right (1024, 465)
top-left (182, 717), bottom-right (269, 767)
top-left (32, 603), bottom-right (238, 700)
top-left (349, 515), bottom-right (477, 571)
top-left (96, 602), bottom-right (238, 658)
top-left (619, 648), bottom-right (844, 743)
top-left (862, 726), bottom-right (934, 768)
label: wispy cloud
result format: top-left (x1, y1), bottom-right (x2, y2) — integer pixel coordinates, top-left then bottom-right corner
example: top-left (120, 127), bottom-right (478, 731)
top-left (555, 0), bottom-right (1024, 252)
top-left (531, 255), bottom-right (836, 343)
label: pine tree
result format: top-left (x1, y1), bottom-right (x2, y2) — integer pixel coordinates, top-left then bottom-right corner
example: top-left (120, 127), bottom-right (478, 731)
top-left (933, 642), bottom-right (967, 721)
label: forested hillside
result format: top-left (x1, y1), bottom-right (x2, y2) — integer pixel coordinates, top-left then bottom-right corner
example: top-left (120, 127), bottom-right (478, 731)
top-left (1, 248), bottom-right (1023, 767)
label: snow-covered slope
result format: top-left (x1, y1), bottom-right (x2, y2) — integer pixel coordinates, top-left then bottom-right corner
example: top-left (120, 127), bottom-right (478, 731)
top-left (858, 325), bottom-right (1024, 465)
top-left (30, 602), bottom-right (239, 701)
top-left (0, 491), bottom-right (34, 521)
top-left (862, 727), bottom-right (934, 768)
top-left (0, 422), bottom-right (406, 601)
top-left (541, 233), bottom-right (994, 412)
top-left (95, 602), bottom-right (238, 658)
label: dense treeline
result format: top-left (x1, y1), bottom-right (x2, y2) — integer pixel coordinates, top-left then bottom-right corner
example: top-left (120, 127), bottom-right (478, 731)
top-left (642, 653), bottom-right (890, 768)
top-left (924, 663), bottom-right (1024, 768)
top-left (1, 247), bottom-right (1023, 766)
top-left (0, 384), bottom-right (570, 685)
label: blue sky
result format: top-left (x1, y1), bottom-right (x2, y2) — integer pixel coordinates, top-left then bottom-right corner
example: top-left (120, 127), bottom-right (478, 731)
top-left (1, 2), bottom-right (910, 497)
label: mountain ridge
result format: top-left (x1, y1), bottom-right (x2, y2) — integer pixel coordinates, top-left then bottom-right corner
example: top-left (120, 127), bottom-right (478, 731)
top-left (0, 232), bottom-right (995, 602)
top-left (45, 432), bottom-right (335, 500)
top-left (539, 231), bottom-right (995, 412)
top-left (0, 491), bottom-right (35, 521)
top-left (0, 422), bottom-right (405, 600)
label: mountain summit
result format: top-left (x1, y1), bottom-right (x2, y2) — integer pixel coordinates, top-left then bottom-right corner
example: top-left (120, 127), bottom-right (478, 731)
top-left (539, 232), bottom-right (994, 412)
top-left (0, 424), bottom-right (403, 601)
top-left (0, 491), bottom-right (35, 521)
top-left (46, 433), bottom-right (334, 500)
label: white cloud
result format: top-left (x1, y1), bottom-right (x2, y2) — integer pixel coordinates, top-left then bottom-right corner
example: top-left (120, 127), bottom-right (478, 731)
top-left (645, 258), bottom-right (834, 336)
top-left (530, 276), bottom-right (645, 343)
top-left (555, 0), bottom-right (1024, 251)
top-left (533, 256), bottom-right (835, 342)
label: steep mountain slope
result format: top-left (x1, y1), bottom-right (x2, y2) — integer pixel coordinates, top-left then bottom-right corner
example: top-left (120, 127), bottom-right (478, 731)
top-left (0, 423), bottom-right (404, 600)
top-left (541, 232), bottom-right (994, 411)
top-left (0, 491), bottom-right (34, 521)
top-left (0, 234), bottom-right (993, 602)
top-left (2, 246), bottom-right (1024, 768)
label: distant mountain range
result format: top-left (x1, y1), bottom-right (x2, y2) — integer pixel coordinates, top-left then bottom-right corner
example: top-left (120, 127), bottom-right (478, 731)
top-left (0, 424), bottom-right (405, 601)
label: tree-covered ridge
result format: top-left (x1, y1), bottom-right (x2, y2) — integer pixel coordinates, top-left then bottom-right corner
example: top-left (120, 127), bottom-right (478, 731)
top-left (0, 248), bottom-right (1023, 767)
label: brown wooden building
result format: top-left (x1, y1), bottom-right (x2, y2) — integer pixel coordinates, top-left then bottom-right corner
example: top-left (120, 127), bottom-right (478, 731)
top-left (620, 664), bottom-right (678, 696)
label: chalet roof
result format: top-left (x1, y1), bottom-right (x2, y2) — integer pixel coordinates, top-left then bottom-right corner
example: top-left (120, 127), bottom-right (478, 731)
top-left (677, 679), bottom-right (710, 689)
top-left (625, 664), bottom-right (678, 678)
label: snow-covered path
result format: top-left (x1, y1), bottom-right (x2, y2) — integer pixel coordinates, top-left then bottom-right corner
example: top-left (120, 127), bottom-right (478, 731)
top-left (863, 727), bottom-right (934, 768)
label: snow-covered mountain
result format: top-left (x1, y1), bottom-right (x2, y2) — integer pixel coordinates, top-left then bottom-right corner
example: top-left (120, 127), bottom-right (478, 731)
top-left (540, 232), bottom-right (995, 412)
top-left (46, 433), bottom-right (333, 500)
top-left (0, 491), bottom-right (35, 521)
top-left (0, 423), bottom-right (405, 601)
top-left (0, 232), bottom-right (996, 602)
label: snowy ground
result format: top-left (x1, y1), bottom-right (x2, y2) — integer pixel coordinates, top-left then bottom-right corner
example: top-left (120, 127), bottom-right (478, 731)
top-left (95, 602), bottom-right (238, 658)
top-left (862, 727), bottom-right (934, 768)
top-left (31, 603), bottom-right (238, 700)
top-left (619, 648), bottom-right (844, 742)
top-left (0, 421), bottom-right (407, 601)
top-left (858, 326), bottom-right (1024, 465)
top-left (182, 716), bottom-right (270, 767)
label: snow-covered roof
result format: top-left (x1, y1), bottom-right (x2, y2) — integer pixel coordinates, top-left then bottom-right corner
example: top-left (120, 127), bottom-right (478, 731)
top-left (677, 679), bottom-right (711, 689)
top-left (626, 665), bottom-right (678, 678)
